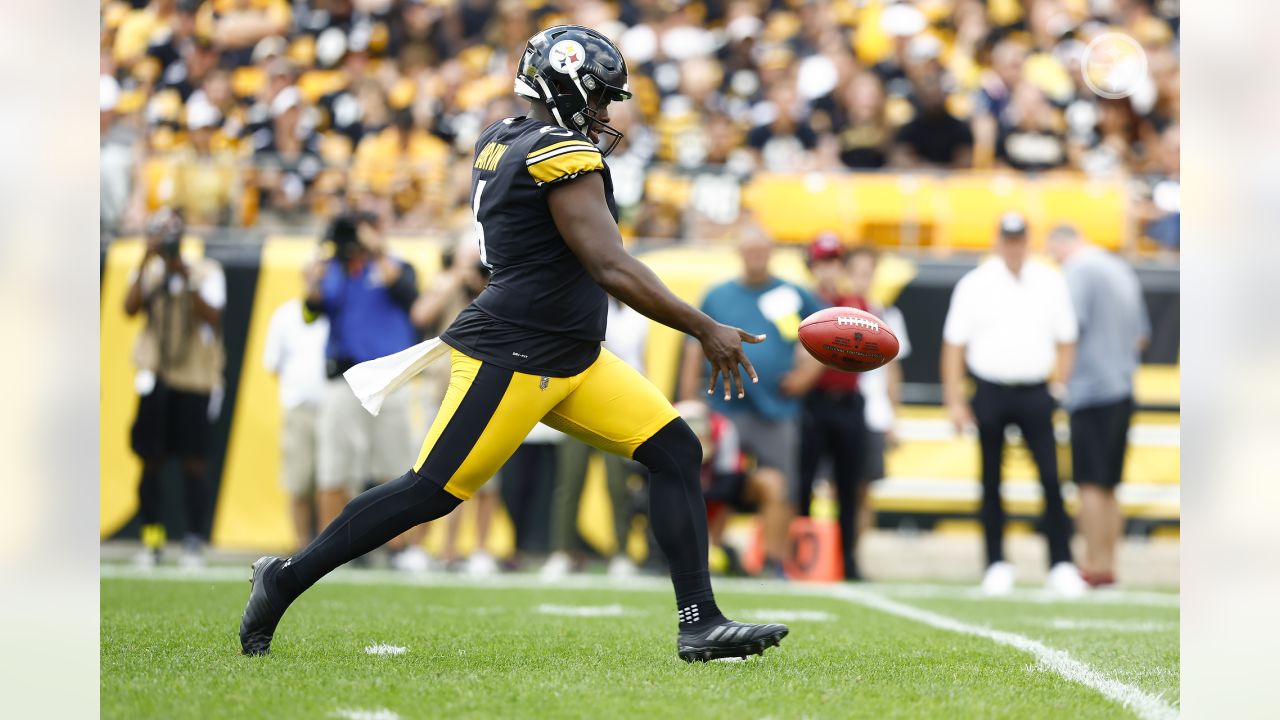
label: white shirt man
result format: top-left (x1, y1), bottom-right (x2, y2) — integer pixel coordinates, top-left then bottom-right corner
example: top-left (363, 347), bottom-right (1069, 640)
top-left (942, 256), bottom-right (1077, 386)
top-left (940, 212), bottom-right (1084, 597)
top-left (264, 299), bottom-right (329, 411)
top-left (263, 298), bottom-right (330, 548)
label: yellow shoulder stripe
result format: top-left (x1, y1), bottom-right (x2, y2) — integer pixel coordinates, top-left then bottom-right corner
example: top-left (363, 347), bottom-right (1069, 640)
top-left (527, 150), bottom-right (605, 184)
top-left (526, 140), bottom-right (597, 162)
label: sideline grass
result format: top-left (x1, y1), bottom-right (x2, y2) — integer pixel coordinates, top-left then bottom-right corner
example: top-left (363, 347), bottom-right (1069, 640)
top-left (101, 569), bottom-right (1178, 719)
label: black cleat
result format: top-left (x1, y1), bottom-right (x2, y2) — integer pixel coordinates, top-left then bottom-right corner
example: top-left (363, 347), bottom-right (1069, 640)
top-left (678, 620), bottom-right (789, 663)
top-left (239, 556), bottom-right (288, 656)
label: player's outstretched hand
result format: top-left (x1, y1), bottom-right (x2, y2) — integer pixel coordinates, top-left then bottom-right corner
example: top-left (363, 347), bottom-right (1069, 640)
top-left (700, 324), bottom-right (765, 401)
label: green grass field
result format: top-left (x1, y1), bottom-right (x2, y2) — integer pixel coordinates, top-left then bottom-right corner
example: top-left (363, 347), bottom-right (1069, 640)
top-left (101, 565), bottom-right (1178, 719)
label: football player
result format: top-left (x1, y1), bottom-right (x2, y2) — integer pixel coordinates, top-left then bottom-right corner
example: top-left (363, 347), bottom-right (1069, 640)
top-left (241, 25), bottom-right (789, 662)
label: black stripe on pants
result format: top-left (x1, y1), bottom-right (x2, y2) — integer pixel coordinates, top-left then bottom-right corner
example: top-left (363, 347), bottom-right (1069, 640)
top-left (972, 379), bottom-right (1073, 567)
top-left (415, 362), bottom-right (516, 484)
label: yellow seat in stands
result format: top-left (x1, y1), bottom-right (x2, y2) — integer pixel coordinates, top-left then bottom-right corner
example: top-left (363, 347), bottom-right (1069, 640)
top-left (935, 173), bottom-right (1033, 250)
top-left (1036, 175), bottom-right (1129, 251)
top-left (742, 173), bottom-right (858, 244)
top-left (850, 173), bottom-right (938, 247)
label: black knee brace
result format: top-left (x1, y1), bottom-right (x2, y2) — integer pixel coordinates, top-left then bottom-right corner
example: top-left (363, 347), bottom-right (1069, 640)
top-left (633, 418), bottom-right (703, 476)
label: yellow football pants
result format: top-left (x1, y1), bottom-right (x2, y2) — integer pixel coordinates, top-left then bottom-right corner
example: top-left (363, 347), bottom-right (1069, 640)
top-left (414, 348), bottom-right (680, 500)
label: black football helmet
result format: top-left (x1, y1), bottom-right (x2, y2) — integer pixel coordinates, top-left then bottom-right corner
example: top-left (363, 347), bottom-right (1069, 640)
top-left (513, 25), bottom-right (632, 156)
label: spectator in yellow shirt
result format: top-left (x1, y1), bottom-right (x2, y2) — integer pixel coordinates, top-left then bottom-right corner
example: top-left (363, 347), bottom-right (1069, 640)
top-left (351, 107), bottom-right (450, 223)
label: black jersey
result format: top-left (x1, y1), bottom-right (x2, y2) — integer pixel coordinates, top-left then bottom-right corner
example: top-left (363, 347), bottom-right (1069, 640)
top-left (441, 116), bottom-right (618, 377)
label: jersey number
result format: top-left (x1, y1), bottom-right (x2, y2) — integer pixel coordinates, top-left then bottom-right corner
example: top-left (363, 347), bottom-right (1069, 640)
top-left (473, 179), bottom-right (491, 268)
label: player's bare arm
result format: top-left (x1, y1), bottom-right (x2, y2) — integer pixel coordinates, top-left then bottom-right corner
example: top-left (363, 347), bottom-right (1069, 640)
top-left (547, 173), bottom-right (764, 401)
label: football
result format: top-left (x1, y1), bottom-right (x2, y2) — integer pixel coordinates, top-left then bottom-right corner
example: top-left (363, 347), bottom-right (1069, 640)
top-left (798, 306), bottom-right (900, 372)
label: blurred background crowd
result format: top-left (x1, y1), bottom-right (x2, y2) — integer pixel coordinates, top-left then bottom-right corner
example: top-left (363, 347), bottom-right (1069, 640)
top-left (100, 0), bottom-right (1180, 252)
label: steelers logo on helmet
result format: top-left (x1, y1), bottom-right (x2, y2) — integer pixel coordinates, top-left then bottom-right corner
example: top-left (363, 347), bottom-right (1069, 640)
top-left (550, 39), bottom-right (586, 74)
top-left (512, 26), bottom-right (634, 156)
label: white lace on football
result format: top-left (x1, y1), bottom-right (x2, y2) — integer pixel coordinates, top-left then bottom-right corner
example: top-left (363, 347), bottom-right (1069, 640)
top-left (836, 316), bottom-right (880, 331)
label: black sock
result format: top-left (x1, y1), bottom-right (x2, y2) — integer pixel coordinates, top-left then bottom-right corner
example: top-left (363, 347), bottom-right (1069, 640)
top-left (633, 419), bottom-right (727, 630)
top-left (672, 570), bottom-right (723, 629)
top-left (272, 469), bottom-right (462, 602)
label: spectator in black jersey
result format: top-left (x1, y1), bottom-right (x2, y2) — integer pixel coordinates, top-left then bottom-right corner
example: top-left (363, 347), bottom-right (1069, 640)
top-left (685, 112), bottom-right (753, 236)
top-left (251, 87), bottom-right (324, 226)
top-left (996, 82), bottom-right (1069, 172)
top-left (188, 69), bottom-right (241, 138)
top-left (144, 0), bottom-right (202, 85)
top-left (156, 34), bottom-right (220, 103)
top-left (870, 1), bottom-right (928, 93)
top-left (971, 38), bottom-right (1028, 166)
top-left (387, 0), bottom-right (458, 67)
top-left (747, 82), bottom-right (819, 172)
top-left (837, 73), bottom-right (893, 170)
top-left (892, 73), bottom-right (973, 169)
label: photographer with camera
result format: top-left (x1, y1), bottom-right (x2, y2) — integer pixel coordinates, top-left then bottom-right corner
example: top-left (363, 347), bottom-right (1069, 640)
top-left (304, 211), bottom-right (423, 561)
top-left (123, 208), bottom-right (226, 569)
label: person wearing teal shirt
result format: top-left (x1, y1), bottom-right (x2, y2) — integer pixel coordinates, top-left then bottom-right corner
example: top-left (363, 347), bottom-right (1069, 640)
top-left (680, 226), bottom-right (827, 576)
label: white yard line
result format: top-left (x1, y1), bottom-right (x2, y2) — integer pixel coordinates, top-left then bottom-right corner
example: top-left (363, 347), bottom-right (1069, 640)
top-left (1046, 618), bottom-right (1177, 632)
top-left (364, 643), bottom-right (408, 656)
top-left (535, 603), bottom-right (628, 617)
top-left (830, 585), bottom-right (1179, 720)
top-left (333, 708), bottom-right (400, 720)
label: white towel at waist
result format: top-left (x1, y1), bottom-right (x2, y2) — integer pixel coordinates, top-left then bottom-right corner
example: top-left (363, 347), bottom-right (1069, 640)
top-left (343, 337), bottom-right (451, 416)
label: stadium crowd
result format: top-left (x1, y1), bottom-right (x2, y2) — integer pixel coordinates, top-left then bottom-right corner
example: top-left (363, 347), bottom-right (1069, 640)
top-left (100, 0), bottom-right (1180, 251)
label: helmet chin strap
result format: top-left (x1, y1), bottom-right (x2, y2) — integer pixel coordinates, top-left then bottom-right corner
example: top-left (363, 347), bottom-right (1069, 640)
top-left (568, 68), bottom-right (592, 106)
top-left (567, 67), bottom-right (601, 133)
top-left (534, 74), bottom-right (571, 130)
